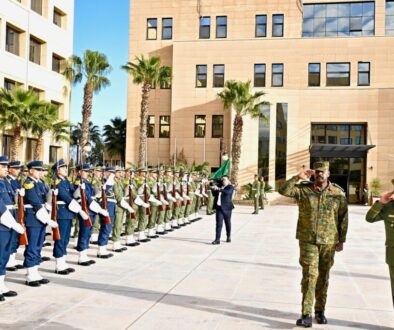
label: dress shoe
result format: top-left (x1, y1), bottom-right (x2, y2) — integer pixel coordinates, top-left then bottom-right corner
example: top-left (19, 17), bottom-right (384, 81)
top-left (15, 264), bottom-right (24, 269)
top-left (78, 261), bottom-right (91, 266)
top-left (43, 242), bottom-right (51, 247)
top-left (166, 228), bottom-right (173, 232)
top-left (6, 266), bottom-right (17, 272)
top-left (55, 269), bottom-right (70, 275)
top-left (0, 294), bottom-right (4, 301)
top-left (67, 268), bottom-right (75, 273)
top-left (25, 280), bottom-right (41, 287)
top-left (171, 226), bottom-right (179, 229)
top-left (157, 231), bottom-right (166, 235)
top-left (148, 234), bottom-right (159, 239)
top-left (41, 256), bottom-right (51, 262)
top-left (39, 278), bottom-right (50, 285)
top-left (211, 240), bottom-right (220, 245)
top-left (88, 260), bottom-right (96, 265)
top-left (121, 247), bottom-right (127, 251)
top-left (139, 238), bottom-right (151, 243)
top-left (90, 241), bottom-right (98, 245)
top-left (97, 253), bottom-right (113, 259)
top-left (315, 311), bottom-right (327, 324)
top-left (296, 314), bottom-right (312, 327)
top-left (252, 211), bottom-right (258, 215)
top-left (126, 242), bottom-right (140, 247)
top-left (114, 249), bottom-right (124, 253)
top-left (3, 290), bottom-right (17, 297)
top-left (226, 237), bottom-right (231, 243)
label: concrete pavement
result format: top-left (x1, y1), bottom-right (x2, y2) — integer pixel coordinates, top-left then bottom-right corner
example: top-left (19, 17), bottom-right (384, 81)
top-left (0, 205), bottom-right (393, 329)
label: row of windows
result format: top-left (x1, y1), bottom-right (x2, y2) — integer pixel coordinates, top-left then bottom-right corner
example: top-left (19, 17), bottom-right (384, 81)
top-left (147, 115), bottom-right (224, 138)
top-left (5, 25), bottom-right (65, 73)
top-left (311, 124), bottom-right (366, 145)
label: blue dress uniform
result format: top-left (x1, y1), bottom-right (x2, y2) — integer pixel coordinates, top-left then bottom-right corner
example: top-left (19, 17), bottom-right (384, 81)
top-left (97, 168), bottom-right (116, 257)
top-left (0, 180), bottom-right (13, 275)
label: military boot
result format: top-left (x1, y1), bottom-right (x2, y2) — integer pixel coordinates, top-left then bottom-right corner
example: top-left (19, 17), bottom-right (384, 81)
top-left (315, 311), bottom-right (327, 324)
top-left (296, 315), bottom-right (312, 327)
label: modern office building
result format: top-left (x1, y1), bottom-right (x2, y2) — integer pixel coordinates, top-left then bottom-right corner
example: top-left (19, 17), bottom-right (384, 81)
top-left (0, 0), bottom-right (74, 163)
top-left (126, 0), bottom-right (394, 201)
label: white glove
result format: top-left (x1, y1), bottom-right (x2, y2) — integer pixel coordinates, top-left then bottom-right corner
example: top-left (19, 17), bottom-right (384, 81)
top-left (142, 202), bottom-right (150, 208)
top-left (120, 199), bottom-right (132, 210)
top-left (80, 183), bottom-right (86, 190)
top-left (18, 188), bottom-right (25, 197)
top-left (47, 219), bottom-right (58, 228)
top-left (137, 186), bottom-right (144, 195)
top-left (53, 188), bottom-right (59, 196)
top-left (127, 205), bottom-right (135, 213)
top-left (148, 195), bottom-right (162, 206)
top-left (73, 187), bottom-right (81, 198)
top-left (0, 209), bottom-right (24, 234)
top-left (184, 195), bottom-right (191, 201)
top-left (95, 189), bottom-right (102, 199)
top-left (36, 207), bottom-right (51, 224)
top-left (11, 221), bottom-right (25, 234)
top-left (99, 209), bottom-right (109, 217)
top-left (78, 210), bottom-right (90, 220)
top-left (89, 200), bottom-right (102, 213)
top-left (134, 195), bottom-right (144, 206)
top-left (160, 197), bottom-right (169, 206)
top-left (105, 173), bottom-right (115, 186)
top-left (45, 203), bottom-right (52, 212)
top-left (68, 199), bottom-right (82, 213)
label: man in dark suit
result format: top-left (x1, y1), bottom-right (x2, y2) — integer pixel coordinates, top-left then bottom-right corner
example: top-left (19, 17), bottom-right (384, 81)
top-left (211, 176), bottom-right (234, 244)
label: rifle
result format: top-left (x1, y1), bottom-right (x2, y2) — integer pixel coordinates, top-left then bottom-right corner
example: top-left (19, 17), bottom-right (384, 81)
top-left (204, 182), bottom-right (209, 205)
top-left (186, 174), bottom-right (191, 205)
top-left (128, 183), bottom-right (137, 220)
top-left (51, 176), bottom-right (61, 241)
top-left (144, 175), bottom-right (151, 216)
top-left (172, 174), bottom-right (178, 208)
top-left (80, 182), bottom-right (93, 227)
top-left (17, 189), bottom-right (28, 246)
top-left (156, 174), bottom-right (164, 212)
top-left (163, 180), bottom-right (171, 211)
top-left (101, 180), bottom-right (112, 225)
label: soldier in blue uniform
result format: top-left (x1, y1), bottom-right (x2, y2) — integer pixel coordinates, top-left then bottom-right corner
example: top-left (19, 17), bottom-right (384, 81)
top-left (0, 156), bottom-right (25, 300)
top-left (23, 161), bottom-right (59, 287)
top-left (97, 167), bottom-right (116, 258)
top-left (74, 164), bottom-right (109, 266)
top-left (5, 160), bottom-right (23, 271)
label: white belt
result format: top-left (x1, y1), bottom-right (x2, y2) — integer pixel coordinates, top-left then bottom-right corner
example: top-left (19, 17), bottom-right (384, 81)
top-left (24, 204), bottom-right (33, 209)
top-left (6, 205), bottom-right (16, 210)
top-left (56, 201), bottom-right (66, 205)
top-left (107, 198), bottom-right (116, 203)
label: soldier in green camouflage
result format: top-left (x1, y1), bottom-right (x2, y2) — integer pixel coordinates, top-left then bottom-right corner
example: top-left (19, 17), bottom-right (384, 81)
top-left (366, 189), bottom-right (394, 309)
top-left (259, 176), bottom-right (266, 210)
top-left (135, 168), bottom-right (151, 242)
top-left (124, 169), bottom-right (140, 246)
top-left (89, 166), bottom-right (103, 244)
top-left (278, 161), bottom-right (348, 327)
top-left (251, 174), bottom-right (260, 214)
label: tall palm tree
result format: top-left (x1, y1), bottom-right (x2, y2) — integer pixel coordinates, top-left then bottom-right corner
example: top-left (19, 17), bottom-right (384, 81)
top-left (0, 88), bottom-right (41, 160)
top-left (217, 80), bottom-right (269, 187)
top-left (103, 117), bottom-right (126, 165)
top-left (64, 50), bottom-right (111, 161)
top-left (30, 102), bottom-right (71, 160)
top-left (122, 55), bottom-right (172, 167)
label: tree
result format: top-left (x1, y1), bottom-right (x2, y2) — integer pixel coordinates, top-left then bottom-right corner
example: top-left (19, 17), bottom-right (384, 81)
top-left (103, 117), bottom-right (126, 165)
top-left (0, 88), bottom-right (41, 160)
top-left (70, 122), bottom-right (102, 164)
top-left (122, 55), bottom-right (172, 167)
top-left (64, 50), bottom-right (111, 162)
top-left (217, 80), bottom-right (268, 187)
top-left (30, 102), bottom-right (70, 160)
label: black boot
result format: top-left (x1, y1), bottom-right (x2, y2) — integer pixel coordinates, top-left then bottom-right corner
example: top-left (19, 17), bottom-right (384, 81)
top-left (296, 315), bottom-right (312, 327)
top-left (315, 311), bottom-right (327, 324)
top-left (211, 240), bottom-right (220, 245)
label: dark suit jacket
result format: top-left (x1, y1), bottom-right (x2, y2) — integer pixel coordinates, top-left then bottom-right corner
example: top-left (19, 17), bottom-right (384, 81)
top-left (212, 184), bottom-right (234, 211)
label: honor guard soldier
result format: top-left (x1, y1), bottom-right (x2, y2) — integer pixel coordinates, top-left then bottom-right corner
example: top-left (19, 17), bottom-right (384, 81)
top-left (23, 161), bottom-right (59, 287)
top-left (163, 168), bottom-right (175, 232)
top-left (366, 189), bottom-right (394, 308)
top-left (90, 165), bottom-right (103, 244)
top-left (259, 176), bottom-right (266, 210)
top-left (155, 167), bottom-right (169, 235)
top-left (124, 168), bottom-right (140, 246)
top-left (146, 169), bottom-right (162, 238)
top-left (251, 174), bottom-right (260, 214)
top-left (0, 156), bottom-right (25, 299)
top-left (135, 168), bottom-right (151, 242)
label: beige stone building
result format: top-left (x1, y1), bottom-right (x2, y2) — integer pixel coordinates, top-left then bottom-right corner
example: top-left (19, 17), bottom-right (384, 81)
top-left (127, 0), bottom-right (394, 202)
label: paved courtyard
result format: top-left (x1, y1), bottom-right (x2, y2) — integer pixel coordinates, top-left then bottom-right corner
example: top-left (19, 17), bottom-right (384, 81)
top-left (0, 204), bottom-right (393, 329)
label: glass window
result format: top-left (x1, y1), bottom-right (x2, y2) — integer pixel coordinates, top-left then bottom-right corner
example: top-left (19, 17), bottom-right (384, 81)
top-left (358, 62), bottom-right (370, 86)
top-left (328, 136), bottom-right (337, 144)
top-left (326, 63), bottom-right (350, 86)
top-left (272, 14), bottom-right (284, 37)
top-left (147, 18), bottom-right (158, 40)
top-left (49, 146), bottom-right (60, 163)
top-left (275, 103), bottom-right (288, 190)
top-left (26, 138), bottom-right (38, 162)
top-left (386, 1), bottom-right (394, 35)
top-left (216, 16), bottom-right (227, 38)
top-left (254, 64), bottom-right (266, 87)
top-left (29, 37), bottom-right (42, 65)
top-left (272, 64), bottom-right (283, 87)
top-left (31, 0), bottom-right (42, 15)
top-left (255, 15), bottom-right (267, 37)
top-left (308, 63), bottom-right (320, 86)
top-left (212, 115), bottom-right (224, 138)
top-left (6, 25), bottom-right (20, 56)
top-left (159, 116), bottom-right (170, 138)
top-left (52, 54), bottom-right (64, 73)
top-left (2, 135), bottom-right (12, 158)
top-left (53, 8), bottom-right (64, 28)
top-left (4, 79), bottom-right (16, 91)
top-left (196, 65), bottom-right (207, 88)
top-left (147, 116), bottom-right (155, 138)
top-left (302, 2), bottom-right (375, 37)
top-left (199, 16), bottom-right (210, 39)
top-left (194, 115), bottom-right (206, 138)
top-left (162, 18), bottom-right (173, 40)
top-left (213, 65), bottom-right (224, 88)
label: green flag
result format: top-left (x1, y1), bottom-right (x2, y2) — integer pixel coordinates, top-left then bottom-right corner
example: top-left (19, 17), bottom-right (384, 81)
top-left (210, 159), bottom-right (230, 179)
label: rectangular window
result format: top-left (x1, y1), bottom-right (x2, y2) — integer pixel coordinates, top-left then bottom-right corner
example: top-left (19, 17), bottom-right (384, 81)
top-left (216, 16), bottom-right (227, 38)
top-left (53, 8), bottom-right (65, 28)
top-left (212, 115), bottom-right (224, 138)
top-left (272, 14), bottom-right (284, 37)
top-left (49, 146), bottom-right (60, 163)
top-left (6, 25), bottom-right (20, 56)
top-left (31, 0), bottom-right (42, 15)
top-left (28, 86), bottom-right (44, 99)
top-left (147, 18), bottom-right (158, 40)
top-left (308, 63), bottom-right (321, 86)
top-left (29, 36), bottom-right (42, 65)
top-left (196, 65), bottom-right (207, 88)
top-left (4, 79), bottom-right (16, 91)
top-left (194, 115), bottom-right (206, 138)
top-left (199, 16), bottom-right (211, 39)
top-left (386, 0), bottom-right (394, 35)
top-left (162, 18), bottom-right (173, 40)
top-left (26, 138), bottom-right (38, 162)
top-left (160, 80), bottom-right (171, 89)
top-left (275, 103), bottom-right (288, 190)
top-left (213, 64), bottom-right (224, 88)
top-left (2, 135), bottom-right (12, 158)
top-left (159, 116), bottom-right (170, 138)
top-left (52, 53), bottom-right (64, 73)
top-left (255, 15), bottom-right (267, 37)
top-left (358, 62), bottom-right (370, 86)
top-left (147, 116), bottom-right (155, 138)
top-left (258, 105), bottom-right (270, 180)
top-left (254, 64), bottom-right (266, 87)
top-left (272, 64), bottom-right (283, 87)
top-left (302, 2), bottom-right (375, 37)
top-left (326, 63), bottom-right (350, 86)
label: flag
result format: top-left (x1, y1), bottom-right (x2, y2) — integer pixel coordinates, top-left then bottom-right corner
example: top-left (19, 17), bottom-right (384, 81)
top-left (210, 159), bottom-right (230, 179)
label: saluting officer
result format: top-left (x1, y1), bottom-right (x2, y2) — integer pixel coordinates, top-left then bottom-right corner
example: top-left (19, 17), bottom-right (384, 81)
top-left (23, 161), bottom-right (58, 287)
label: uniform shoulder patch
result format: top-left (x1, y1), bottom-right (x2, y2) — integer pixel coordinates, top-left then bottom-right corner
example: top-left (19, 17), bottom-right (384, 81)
top-left (55, 179), bottom-right (61, 185)
top-left (24, 182), bottom-right (34, 190)
top-left (74, 180), bottom-right (81, 185)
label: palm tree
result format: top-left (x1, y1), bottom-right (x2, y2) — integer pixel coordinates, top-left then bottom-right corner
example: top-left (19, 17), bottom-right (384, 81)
top-left (103, 117), bottom-right (126, 165)
top-left (0, 88), bottom-right (41, 160)
top-left (64, 50), bottom-right (111, 161)
top-left (70, 122), bottom-right (102, 164)
top-left (122, 55), bottom-right (172, 167)
top-left (217, 80), bottom-right (269, 187)
top-left (30, 102), bottom-right (71, 160)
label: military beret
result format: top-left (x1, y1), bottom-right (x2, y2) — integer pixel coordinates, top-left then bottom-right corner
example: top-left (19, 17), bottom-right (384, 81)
top-left (313, 161), bottom-right (329, 171)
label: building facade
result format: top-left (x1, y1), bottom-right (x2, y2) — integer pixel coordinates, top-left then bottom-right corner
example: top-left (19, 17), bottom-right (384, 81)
top-left (127, 0), bottom-right (394, 201)
top-left (0, 0), bottom-right (74, 163)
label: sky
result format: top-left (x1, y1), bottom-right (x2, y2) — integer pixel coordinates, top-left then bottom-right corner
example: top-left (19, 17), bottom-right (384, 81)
top-left (71, 0), bottom-right (130, 129)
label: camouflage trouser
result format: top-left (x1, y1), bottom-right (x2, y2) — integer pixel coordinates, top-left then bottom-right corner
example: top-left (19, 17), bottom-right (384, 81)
top-left (299, 241), bottom-right (336, 315)
top-left (92, 215), bottom-right (100, 234)
top-left (72, 218), bottom-right (79, 238)
top-left (389, 265), bottom-right (394, 308)
top-left (254, 196), bottom-right (259, 213)
top-left (125, 212), bottom-right (137, 236)
top-left (195, 196), bottom-right (201, 213)
top-left (173, 200), bottom-right (181, 220)
top-left (157, 207), bottom-right (166, 225)
top-left (179, 203), bottom-right (186, 220)
top-left (259, 194), bottom-right (265, 210)
top-left (207, 192), bottom-right (214, 214)
top-left (112, 209), bottom-right (125, 242)
top-left (165, 201), bottom-right (173, 223)
top-left (185, 198), bottom-right (193, 218)
top-left (137, 206), bottom-right (148, 232)
top-left (147, 205), bottom-right (158, 229)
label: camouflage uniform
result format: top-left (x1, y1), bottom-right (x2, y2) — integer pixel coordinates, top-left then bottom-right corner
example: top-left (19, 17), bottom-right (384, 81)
top-left (251, 177), bottom-right (260, 214)
top-left (366, 200), bottom-right (394, 308)
top-left (124, 176), bottom-right (139, 244)
top-left (90, 175), bottom-right (102, 241)
top-left (259, 179), bottom-right (266, 210)
top-left (278, 165), bottom-right (348, 316)
top-left (112, 175), bottom-right (127, 247)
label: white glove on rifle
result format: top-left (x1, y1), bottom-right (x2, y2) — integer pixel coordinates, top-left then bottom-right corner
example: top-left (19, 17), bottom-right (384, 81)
top-left (99, 209), bottom-right (109, 217)
top-left (53, 188), bottom-right (59, 196)
top-left (137, 185), bottom-right (144, 195)
top-left (89, 200), bottom-right (102, 214)
top-left (134, 195), bottom-right (144, 207)
top-left (79, 210), bottom-right (90, 220)
top-left (184, 195), bottom-right (191, 201)
top-left (45, 203), bottom-right (52, 212)
top-left (120, 199), bottom-right (135, 213)
top-left (0, 209), bottom-right (24, 234)
top-left (149, 195), bottom-right (162, 206)
top-left (36, 207), bottom-right (52, 225)
top-left (47, 219), bottom-right (58, 228)
top-left (17, 188), bottom-right (25, 197)
top-left (73, 187), bottom-right (81, 198)
top-left (160, 197), bottom-right (169, 206)
top-left (68, 199), bottom-right (82, 213)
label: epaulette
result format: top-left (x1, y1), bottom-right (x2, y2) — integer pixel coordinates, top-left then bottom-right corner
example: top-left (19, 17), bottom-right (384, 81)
top-left (55, 179), bottom-right (61, 185)
top-left (74, 179), bottom-right (81, 185)
top-left (24, 181), bottom-right (34, 190)
top-left (6, 177), bottom-right (11, 183)
top-left (331, 182), bottom-right (344, 192)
